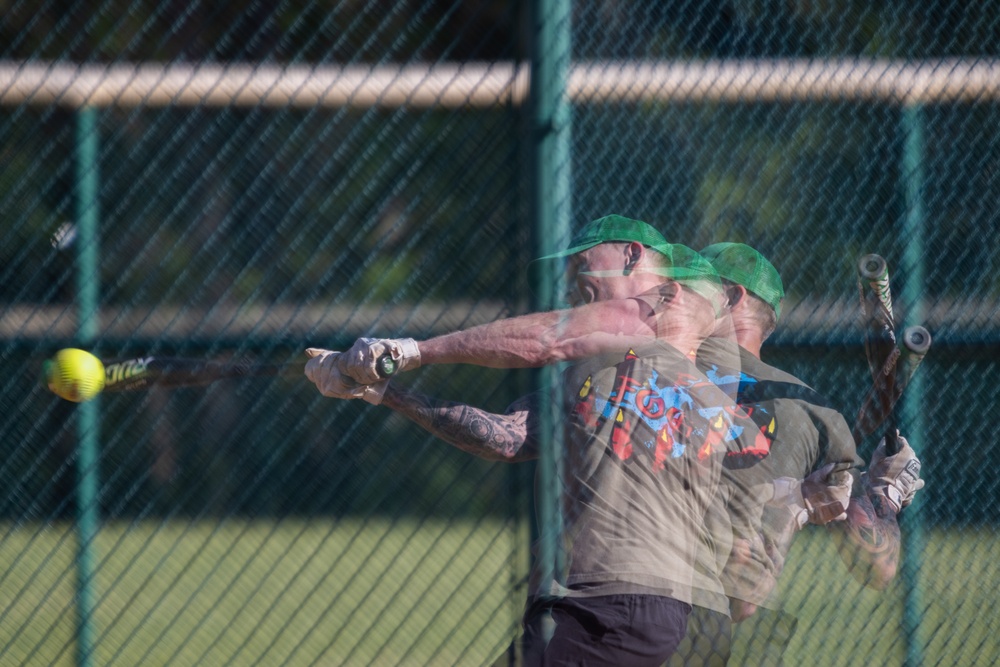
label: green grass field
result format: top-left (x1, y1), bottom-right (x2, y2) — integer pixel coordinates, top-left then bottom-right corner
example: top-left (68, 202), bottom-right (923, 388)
top-left (740, 524), bottom-right (1000, 666)
top-left (0, 517), bottom-right (526, 666)
top-left (0, 518), bottom-right (994, 666)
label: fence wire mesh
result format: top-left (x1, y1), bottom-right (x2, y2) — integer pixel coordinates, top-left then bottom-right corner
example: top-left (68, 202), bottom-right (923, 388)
top-left (1, 2), bottom-right (997, 666)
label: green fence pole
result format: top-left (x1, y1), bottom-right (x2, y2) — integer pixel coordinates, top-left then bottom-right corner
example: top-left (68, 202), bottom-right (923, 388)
top-left (529, 0), bottom-right (572, 642)
top-left (898, 102), bottom-right (926, 667)
top-left (74, 106), bottom-right (101, 667)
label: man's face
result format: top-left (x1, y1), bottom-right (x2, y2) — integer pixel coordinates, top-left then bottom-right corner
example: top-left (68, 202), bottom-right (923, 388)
top-left (565, 243), bottom-right (631, 305)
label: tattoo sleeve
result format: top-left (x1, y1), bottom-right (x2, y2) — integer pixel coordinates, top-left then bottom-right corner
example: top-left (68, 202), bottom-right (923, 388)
top-left (827, 485), bottom-right (901, 590)
top-left (380, 384), bottom-right (542, 462)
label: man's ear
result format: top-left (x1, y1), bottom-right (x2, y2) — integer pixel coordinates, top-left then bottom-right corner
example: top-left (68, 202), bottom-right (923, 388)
top-left (623, 242), bottom-right (644, 276)
top-left (725, 283), bottom-right (748, 309)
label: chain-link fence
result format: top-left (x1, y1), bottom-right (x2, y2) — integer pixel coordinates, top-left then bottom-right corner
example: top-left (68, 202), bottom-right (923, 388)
top-left (1, 2), bottom-right (997, 666)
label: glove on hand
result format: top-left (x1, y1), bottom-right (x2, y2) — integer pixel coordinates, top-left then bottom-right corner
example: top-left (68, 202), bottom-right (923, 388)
top-left (801, 462), bottom-right (853, 525)
top-left (771, 462), bottom-right (852, 529)
top-left (304, 348), bottom-right (388, 405)
top-left (865, 432), bottom-right (925, 513)
top-left (338, 338), bottom-right (421, 385)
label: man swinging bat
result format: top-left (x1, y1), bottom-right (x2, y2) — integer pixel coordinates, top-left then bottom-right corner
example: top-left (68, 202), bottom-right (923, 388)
top-left (308, 216), bottom-right (765, 665)
top-left (302, 227), bottom-right (922, 664)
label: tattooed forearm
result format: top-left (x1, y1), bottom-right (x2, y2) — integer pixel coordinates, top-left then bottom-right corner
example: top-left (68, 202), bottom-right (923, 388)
top-left (381, 385), bottom-right (539, 462)
top-left (828, 490), bottom-right (901, 590)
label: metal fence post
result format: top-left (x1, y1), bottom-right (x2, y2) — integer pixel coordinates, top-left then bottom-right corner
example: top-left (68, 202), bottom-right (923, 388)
top-left (899, 102), bottom-right (927, 667)
top-left (529, 0), bottom-right (572, 645)
top-left (73, 106), bottom-right (101, 667)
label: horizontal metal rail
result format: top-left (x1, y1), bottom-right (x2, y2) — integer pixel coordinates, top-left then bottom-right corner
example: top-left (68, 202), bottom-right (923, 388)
top-left (2, 59), bottom-right (999, 109)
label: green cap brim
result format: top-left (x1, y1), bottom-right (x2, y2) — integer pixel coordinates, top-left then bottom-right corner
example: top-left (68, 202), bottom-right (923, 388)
top-left (535, 240), bottom-right (605, 261)
top-left (534, 214), bottom-right (670, 262)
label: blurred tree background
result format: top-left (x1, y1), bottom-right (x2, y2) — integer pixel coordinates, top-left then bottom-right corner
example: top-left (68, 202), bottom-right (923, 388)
top-left (1, 0), bottom-right (997, 522)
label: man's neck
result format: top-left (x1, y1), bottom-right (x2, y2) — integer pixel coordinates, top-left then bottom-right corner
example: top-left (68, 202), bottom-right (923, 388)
top-left (733, 322), bottom-right (764, 359)
top-left (712, 313), bottom-right (763, 360)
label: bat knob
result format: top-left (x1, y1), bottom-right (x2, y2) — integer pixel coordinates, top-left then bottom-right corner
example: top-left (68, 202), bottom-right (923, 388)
top-left (376, 353), bottom-right (397, 378)
top-left (902, 325), bottom-right (932, 354)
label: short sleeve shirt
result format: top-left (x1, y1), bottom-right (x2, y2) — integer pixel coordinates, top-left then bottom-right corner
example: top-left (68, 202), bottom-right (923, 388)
top-left (534, 340), bottom-right (756, 608)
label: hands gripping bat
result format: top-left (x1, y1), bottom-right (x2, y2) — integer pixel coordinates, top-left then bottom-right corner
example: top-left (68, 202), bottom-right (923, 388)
top-left (853, 254), bottom-right (932, 452)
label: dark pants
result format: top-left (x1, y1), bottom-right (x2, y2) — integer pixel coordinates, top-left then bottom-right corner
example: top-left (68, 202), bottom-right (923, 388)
top-left (519, 594), bottom-right (691, 667)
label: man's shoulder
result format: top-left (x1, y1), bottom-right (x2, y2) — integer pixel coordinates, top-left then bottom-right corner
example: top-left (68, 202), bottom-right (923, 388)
top-left (696, 340), bottom-right (806, 387)
top-left (739, 351), bottom-right (804, 386)
top-left (696, 340), bottom-right (842, 412)
top-left (739, 362), bottom-right (834, 412)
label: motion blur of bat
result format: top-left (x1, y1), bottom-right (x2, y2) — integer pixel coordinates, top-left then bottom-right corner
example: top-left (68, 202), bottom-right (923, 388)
top-left (55, 352), bottom-right (397, 396)
top-left (853, 254), bottom-right (932, 452)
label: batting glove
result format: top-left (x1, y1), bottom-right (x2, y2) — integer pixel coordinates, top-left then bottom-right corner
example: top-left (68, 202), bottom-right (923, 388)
top-left (801, 462), bottom-right (853, 524)
top-left (338, 337), bottom-right (421, 385)
top-left (864, 432), bottom-right (925, 514)
top-left (770, 462), bottom-right (852, 529)
top-left (304, 348), bottom-right (388, 405)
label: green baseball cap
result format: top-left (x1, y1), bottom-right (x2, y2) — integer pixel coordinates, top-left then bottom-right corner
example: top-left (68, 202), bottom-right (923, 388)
top-left (651, 243), bottom-right (721, 283)
top-left (651, 243), bottom-right (724, 313)
top-left (536, 214), bottom-right (671, 260)
top-left (700, 242), bottom-right (785, 318)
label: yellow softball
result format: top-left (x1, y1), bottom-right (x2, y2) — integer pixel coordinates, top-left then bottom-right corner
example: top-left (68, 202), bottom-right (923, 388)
top-left (45, 348), bottom-right (106, 403)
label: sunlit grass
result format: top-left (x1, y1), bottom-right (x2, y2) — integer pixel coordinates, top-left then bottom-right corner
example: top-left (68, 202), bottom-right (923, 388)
top-left (0, 518), bottom-right (993, 666)
top-left (0, 517), bottom-right (526, 667)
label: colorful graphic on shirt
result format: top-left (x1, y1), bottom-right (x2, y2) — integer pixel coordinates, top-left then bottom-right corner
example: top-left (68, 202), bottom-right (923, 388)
top-left (572, 351), bottom-right (759, 472)
top-left (574, 375), bottom-right (600, 428)
top-left (652, 407), bottom-right (687, 470)
top-left (611, 408), bottom-right (632, 460)
top-left (700, 364), bottom-right (779, 468)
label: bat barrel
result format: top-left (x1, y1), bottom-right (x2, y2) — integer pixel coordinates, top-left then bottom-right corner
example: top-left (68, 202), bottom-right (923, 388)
top-left (101, 356), bottom-right (289, 392)
top-left (897, 325), bottom-right (932, 389)
top-left (884, 327), bottom-right (932, 455)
